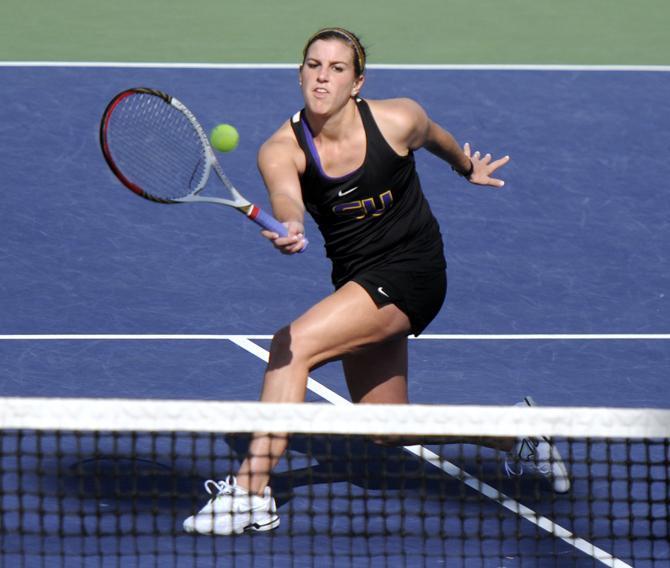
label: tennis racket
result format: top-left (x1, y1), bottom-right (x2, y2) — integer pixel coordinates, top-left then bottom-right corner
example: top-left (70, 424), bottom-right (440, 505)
top-left (100, 87), bottom-right (306, 249)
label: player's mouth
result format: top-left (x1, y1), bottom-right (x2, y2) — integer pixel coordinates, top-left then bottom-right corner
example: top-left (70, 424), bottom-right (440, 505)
top-left (313, 87), bottom-right (329, 98)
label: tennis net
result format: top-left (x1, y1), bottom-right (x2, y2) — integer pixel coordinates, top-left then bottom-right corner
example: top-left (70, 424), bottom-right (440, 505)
top-left (0, 397), bottom-right (668, 567)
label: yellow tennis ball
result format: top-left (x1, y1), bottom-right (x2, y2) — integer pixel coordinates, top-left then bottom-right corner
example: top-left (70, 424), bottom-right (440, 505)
top-left (210, 124), bottom-right (239, 152)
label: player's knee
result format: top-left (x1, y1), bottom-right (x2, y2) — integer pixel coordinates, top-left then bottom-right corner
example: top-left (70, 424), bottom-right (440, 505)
top-left (267, 326), bottom-right (294, 371)
top-left (268, 324), bottom-right (322, 372)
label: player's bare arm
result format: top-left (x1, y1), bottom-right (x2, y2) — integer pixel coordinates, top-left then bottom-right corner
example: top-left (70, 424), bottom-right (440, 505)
top-left (257, 124), bottom-right (308, 253)
top-left (371, 98), bottom-right (509, 188)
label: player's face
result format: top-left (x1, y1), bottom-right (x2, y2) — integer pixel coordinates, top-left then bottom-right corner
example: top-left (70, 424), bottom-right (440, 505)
top-left (300, 39), bottom-right (364, 115)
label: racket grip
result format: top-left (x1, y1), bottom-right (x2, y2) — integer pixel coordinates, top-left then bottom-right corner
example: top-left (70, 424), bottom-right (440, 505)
top-left (249, 206), bottom-right (309, 252)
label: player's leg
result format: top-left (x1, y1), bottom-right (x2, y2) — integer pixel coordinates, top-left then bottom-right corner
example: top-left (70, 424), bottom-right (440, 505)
top-left (343, 336), bottom-right (409, 404)
top-left (184, 281), bottom-right (412, 535)
top-left (236, 281), bottom-right (412, 494)
top-left (342, 340), bottom-right (508, 447)
top-left (342, 344), bottom-right (570, 492)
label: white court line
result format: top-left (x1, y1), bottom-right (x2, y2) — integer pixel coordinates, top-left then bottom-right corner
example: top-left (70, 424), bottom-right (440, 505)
top-left (418, 334), bottom-right (670, 340)
top-left (1, 62), bottom-right (670, 72)
top-left (0, 333), bottom-right (668, 341)
top-left (229, 336), bottom-right (632, 568)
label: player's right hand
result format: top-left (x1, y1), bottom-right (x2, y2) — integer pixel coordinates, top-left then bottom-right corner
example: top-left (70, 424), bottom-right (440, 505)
top-left (261, 221), bottom-right (307, 254)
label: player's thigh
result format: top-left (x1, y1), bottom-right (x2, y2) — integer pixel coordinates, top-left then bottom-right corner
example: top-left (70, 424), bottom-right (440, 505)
top-left (287, 281), bottom-right (411, 368)
top-left (343, 336), bottom-right (409, 404)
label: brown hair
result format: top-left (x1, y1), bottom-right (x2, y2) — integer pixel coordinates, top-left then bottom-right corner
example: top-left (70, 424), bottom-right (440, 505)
top-left (302, 27), bottom-right (366, 76)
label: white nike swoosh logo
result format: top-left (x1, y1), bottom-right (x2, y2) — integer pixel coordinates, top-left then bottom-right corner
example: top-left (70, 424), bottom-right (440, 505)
top-left (337, 186), bottom-right (358, 197)
top-left (377, 286), bottom-right (389, 298)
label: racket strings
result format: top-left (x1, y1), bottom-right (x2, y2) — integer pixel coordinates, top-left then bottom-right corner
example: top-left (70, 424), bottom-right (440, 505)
top-left (106, 94), bottom-right (208, 201)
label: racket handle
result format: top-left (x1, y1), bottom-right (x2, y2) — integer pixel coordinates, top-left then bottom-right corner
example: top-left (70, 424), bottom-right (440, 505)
top-left (248, 205), bottom-right (309, 252)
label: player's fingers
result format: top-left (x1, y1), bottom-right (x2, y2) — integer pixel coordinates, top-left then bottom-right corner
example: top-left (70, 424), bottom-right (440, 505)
top-left (292, 239), bottom-right (308, 253)
top-left (487, 177), bottom-right (506, 188)
top-left (260, 230), bottom-right (295, 253)
top-left (260, 229), bottom-right (280, 240)
top-left (463, 142), bottom-right (471, 156)
top-left (274, 232), bottom-right (305, 250)
top-left (490, 155), bottom-right (511, 170)
top-left (275, 235), bottom-right (298, 247)
top-left (278, 238), bottom-right (306, 255)
top-left (294, 234), bottom-right (309, 253)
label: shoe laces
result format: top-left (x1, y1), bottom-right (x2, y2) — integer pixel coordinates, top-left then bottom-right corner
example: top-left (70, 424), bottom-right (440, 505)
top-left (504, 458), bottom-right (523, 478)
top-left (204, 475), bottom-right (237, 497)
top-left (504, 439), bottom-right (552, 478)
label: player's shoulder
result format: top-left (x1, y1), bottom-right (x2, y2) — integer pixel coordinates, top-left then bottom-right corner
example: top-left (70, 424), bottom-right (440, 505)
top-left (258, 119), bottom-right (304, 171)
top-left (260, 120), bottom-right (299, 155)
top-left (365, 98), bottom-right (428, 147)
top-left (366, 97), bottom-right (426, 122)
top-left (365, 98), bottom-right (428, 135)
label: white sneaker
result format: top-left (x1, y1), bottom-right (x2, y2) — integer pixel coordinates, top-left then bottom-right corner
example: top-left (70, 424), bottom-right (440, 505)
top-left (183, 476), bottom-right (280, 535)
top-left (505, 396), bottom-right (571, 494)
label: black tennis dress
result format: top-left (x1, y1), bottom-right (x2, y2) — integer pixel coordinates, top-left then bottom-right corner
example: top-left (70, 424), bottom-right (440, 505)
top-left (289, 98), bottom-right (447, 335)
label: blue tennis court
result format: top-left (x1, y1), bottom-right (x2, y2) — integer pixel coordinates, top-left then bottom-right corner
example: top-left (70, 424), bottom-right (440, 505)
top-left (1, 65), bottom-right (669, 566)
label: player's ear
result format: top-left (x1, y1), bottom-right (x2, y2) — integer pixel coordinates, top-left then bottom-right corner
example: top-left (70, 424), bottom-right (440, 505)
top-left (351, 74), bottom-right (365, 97)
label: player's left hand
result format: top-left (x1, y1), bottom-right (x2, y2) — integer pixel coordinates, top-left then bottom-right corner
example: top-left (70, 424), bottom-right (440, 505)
top-left (464, 142), bottom-right (510, 188)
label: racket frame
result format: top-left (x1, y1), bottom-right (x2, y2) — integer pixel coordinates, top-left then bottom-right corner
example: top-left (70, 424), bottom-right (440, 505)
top-left (100, 87), bottom-right (304, 244)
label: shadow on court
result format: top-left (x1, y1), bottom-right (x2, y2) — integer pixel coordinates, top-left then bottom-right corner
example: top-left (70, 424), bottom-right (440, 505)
top-left (1, 430), bottom-right (649, 566)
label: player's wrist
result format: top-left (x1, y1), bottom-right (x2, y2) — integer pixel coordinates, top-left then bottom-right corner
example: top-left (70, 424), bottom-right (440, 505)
top-left (283, 219), bottom-right (305, 232)
top-left (452, 159), bottom-right (474, 179)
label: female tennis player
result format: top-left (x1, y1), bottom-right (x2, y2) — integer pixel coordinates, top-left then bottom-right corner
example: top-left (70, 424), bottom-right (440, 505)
top-left (184, 27), bottom-right (569, 536)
